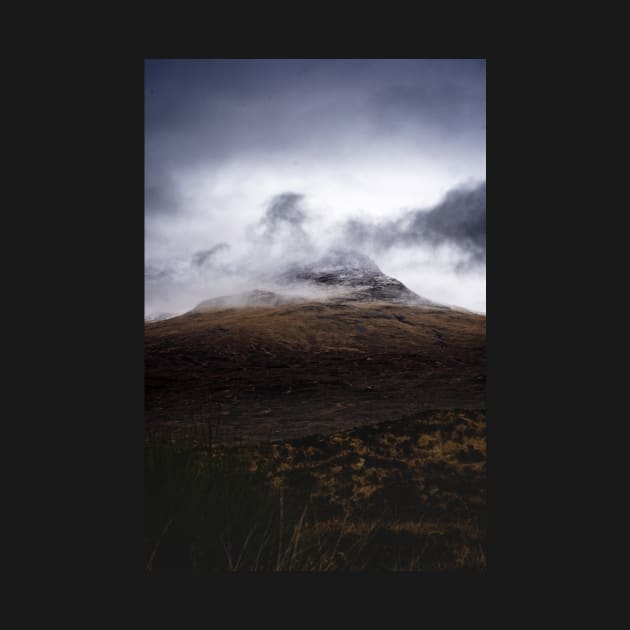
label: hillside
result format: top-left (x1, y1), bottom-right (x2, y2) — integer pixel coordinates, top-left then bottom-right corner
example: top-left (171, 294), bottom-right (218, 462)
top-left (145, 300), bottom-right (485, 444)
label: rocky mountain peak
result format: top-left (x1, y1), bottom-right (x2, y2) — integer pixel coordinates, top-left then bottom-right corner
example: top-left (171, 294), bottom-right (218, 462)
top-left (190, 249), bottom-right (442, 311)
top-left (275, 249), bottom-right (437, 306)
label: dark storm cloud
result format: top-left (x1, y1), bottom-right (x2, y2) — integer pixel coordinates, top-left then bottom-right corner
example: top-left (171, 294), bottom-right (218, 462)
top-left (342, 181), bottom-right (486, 265)
top-left (144, 59), bottom-right (485, 188)
top-left (251, 192), bottom-right (314, 254)
top-left (423, 181), bottom-right (486, 260)
top-left (369, 65), bottom-right (485, 135)
top-left (191, 243), bottom-right (229, 267)
top-left (260, 192), bottom-right (306, 232)
top-left (145, 179), bottom-right (180, 217)
top-left (144, 264), bottom-right (172, 281)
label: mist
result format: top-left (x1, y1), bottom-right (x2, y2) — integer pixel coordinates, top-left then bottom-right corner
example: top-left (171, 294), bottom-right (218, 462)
top-left (145, 59), bottom-right (486, 316)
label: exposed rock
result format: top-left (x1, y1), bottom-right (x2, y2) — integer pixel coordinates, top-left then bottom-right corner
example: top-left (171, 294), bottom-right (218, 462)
top-left (275, 249), bottom-right (439, 306)
top-left (192, 250), bottom-right (446, 311)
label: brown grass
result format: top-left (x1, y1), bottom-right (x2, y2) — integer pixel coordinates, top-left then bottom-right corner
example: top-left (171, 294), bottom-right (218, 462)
top-left (217, 409), bottom-right (486, 570)
top-left (145, 301), bottom-right (486, 570)
top-left (145, 302), bottom-right (485, 444)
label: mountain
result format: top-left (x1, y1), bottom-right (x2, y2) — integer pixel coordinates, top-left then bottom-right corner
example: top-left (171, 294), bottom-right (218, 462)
top-left (145, 250), bottom-right (486, 572)
top-left (192, 250), bottom-right (442, 312)
top-left (146, 249), bottom-right (485, 444)
top-left (275, 249), bottom-right (438, 305)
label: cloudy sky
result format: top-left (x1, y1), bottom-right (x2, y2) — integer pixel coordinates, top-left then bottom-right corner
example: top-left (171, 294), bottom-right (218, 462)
top-left (145, 59), bottom-right (486, 315)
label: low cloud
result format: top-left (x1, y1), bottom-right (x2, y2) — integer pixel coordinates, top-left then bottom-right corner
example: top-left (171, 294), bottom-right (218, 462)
top-left (341, 181), bottom-right (486, 268)
top-left (247, 192), bottom-right (315, 262)
top-left (191, 243), bottom-right (229, 267)
top-left (145, 178), bottom-right (181, 218)
top-left (145, 181), bottom-right (486, 316)
top-left (261, 193), bottom-right (306, 231)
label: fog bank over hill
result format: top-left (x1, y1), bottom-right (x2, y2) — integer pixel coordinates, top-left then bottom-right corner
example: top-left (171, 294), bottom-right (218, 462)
top-left (145, 183), bottom-right (486, 318)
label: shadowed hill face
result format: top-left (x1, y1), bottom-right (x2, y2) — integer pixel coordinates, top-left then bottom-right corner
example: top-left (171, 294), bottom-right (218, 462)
top-left (145, 301), bottom-right (485, 443)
